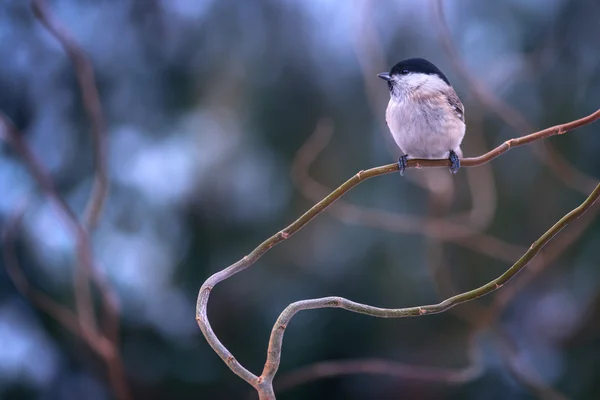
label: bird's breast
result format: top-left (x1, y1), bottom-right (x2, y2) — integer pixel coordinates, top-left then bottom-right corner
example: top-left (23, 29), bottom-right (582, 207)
top-left (385, 98), bottom-right (465, 159)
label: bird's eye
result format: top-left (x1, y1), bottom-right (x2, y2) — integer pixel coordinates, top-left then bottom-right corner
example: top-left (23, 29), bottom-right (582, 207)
top-left (400, 69), bottom-right (409, 75)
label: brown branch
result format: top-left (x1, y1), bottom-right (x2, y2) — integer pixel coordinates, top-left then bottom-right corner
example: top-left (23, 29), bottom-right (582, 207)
top-left (494, 331), bottom-right (571, 400)
top-left (269, 198), bottom-right (488, 398)
top-left (431, 0), bottom-right (598, 195)
top-left (0, 113), bottom-right (97, 332)
top-left (290, 118), bottom-right (533, 264)
top-left (196, 108), bottom-right (600, 399)
top-left (28, 3), bottom-right (126, 395)
top-left (31, 0), bottom-right (108, 230)
top-left (3, 207), bottom-right (82, 338)
top-left (0, 116), bottom-right (129, 399)
top-left (423, 203), bottom-right (571, 399)
top-left (274, 352), bottom-right (482, 395)
top-left (261, 184), bottom-right (599, 385)
top-left (30, 0), bottom-right (120, 347)
top-left (482, 201), bottom-right (600, 326)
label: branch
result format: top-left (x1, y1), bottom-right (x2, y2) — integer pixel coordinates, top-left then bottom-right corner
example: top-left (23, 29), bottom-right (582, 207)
top-left (0, 113), bottom-right (129, 399)
top-left (27, 4), bottom-right (126, 394)
top-left (29, 0), bottom-right (121, 347)
top-left (431, 0), bottom-right (598, 194)
top-left (31, 0), bottom-right (108, 230)
top-left (291, 118), bottom-right (525, 263)
top-left (3, 207), bottom-right (82, 338)
top-left (0, 113), bottom-right (97, 329)
top-left (274, 356), bottom-right (482, 395)
top-left (261, 183), bottom-right (600, 383)
top-left (270, 324), bottom-right (483, 398)
top-left (494, 331), bottom-right (570, 400)
top-left (196, 108), bottom-right (600, 399)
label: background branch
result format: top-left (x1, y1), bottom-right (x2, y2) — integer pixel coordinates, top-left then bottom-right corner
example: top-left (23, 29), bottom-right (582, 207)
top-left (432, 0), bottom-right (598, 194)
top-left (0, 2), bottom-right (128, 397)
top-left (30, 0), bottom-right (120, 345)
top-left (196, 109), bottom-right (600, 398)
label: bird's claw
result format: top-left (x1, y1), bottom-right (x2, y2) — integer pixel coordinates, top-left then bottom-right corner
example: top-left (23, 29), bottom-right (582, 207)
top-left (449, 150), bottom-right (460, 174)
top-left (398, 155), bottom-right (408, 176)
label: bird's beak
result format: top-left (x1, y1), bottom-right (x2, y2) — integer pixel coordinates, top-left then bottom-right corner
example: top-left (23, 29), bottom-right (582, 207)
top-left (378, 72), bottom-right (391, 81)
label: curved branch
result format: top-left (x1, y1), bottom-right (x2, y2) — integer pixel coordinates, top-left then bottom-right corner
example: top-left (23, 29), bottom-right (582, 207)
top-left (262, 183), bottom-right (600, 382)
top-left (28, 4), bottom-right (126, 395)
top-left (291, 118), bottom-right (525, 262)
top-left (196, 108), bottom-right (600, 399)
top-left (3, 207), bottom-right (82, 338)
top-left (274, 355), bottom-right (482, 395)
top-left (0, 115), bottom-right (129, 399)
top-left (431, 0), bottom-right (598, 194)
top-left (31, 0), bottom-right (108, 230)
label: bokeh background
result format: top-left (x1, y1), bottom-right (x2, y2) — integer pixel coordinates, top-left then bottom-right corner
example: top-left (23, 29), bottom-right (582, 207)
top-left (1, 0), bottom-right (600, 399)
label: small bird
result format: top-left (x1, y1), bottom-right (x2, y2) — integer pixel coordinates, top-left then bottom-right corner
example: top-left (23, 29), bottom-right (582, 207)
top-left (378, 58), bottom-right (465, 175)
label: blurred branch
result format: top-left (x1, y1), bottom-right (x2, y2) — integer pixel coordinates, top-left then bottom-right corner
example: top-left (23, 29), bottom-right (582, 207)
top-left (495, 331), bottom-right (570, 400)
top-left (31, 0), bottom-right (108, 230)
top-left (0, 2), bottom-right (128, 396)
top-left (3, 207), bottom-right (81, 337)
top-left (431, 0), bottom-right (598, 195)
top-left (196, 109), bottom-right (600, 398)
top-left (484, 203), bottom-right (600, 327)
top-left (0, 113), bottom-right (130, 400)
top-left (291, 119), bottom-right (523, 263)
top-left (274, 344), bottom-right (482, 396)
top-left (0, 114), bottom-right (129, 399)
top-left (30, 0), bottom-right (121, 345)
top-left (352, 0), bottom-right (439, 191)
top-left (424, 201), bottom-right (572, 399)
top-left (0, 114), bottom-right (97, 332)
top-left (260, 182), bottom-right (599, 387)
top-left (450, 104), bottom-right (498, 230)
top-left (265, 182), bottom-right (487, 397)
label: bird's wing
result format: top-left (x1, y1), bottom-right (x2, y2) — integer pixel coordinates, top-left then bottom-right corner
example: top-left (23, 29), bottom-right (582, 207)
top-left (447, 90), bottom-right (465, 123)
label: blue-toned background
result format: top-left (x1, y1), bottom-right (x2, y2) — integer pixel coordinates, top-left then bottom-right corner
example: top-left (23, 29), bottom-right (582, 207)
top-left (1, 0), bottom-right (599, 399)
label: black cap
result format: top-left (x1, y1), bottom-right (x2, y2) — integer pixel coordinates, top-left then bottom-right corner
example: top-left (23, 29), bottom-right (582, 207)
top-left (385, 58), bottom-right (450, 85)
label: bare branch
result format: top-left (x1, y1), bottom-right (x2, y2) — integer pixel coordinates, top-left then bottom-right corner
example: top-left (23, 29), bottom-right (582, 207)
top-left (291, 118), bottom-right (525, 263)
top-left (261, 184), bottom-right (599, 383)
top-left (3, 207), bottom-right (82, 338)
top-left (29, 0), bottom-right (121, 347)
top-left (274, 355), bottom-right (482, 395)
top-left (0, 113), bottom-right (97, 332)
top-left (0, 115), bottom-right (129, 399)
top-left (494, 331), bottom-right (570, 400)
top-left (196, 107), bottom-right (600, 398)
top-left (31, 0), bottom-right (108, 230)
top-left (431, 0), bottom-right (598, 194)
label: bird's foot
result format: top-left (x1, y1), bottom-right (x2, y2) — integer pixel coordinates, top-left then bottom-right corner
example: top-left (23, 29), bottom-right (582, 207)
top-left (398, 155), bottom-right (408, 176)
top-left (449, 150), bottom-right (460, 174)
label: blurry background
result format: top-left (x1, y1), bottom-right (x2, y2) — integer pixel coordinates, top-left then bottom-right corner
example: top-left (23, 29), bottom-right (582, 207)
top-left (1, 0), bottom-right (600, 399)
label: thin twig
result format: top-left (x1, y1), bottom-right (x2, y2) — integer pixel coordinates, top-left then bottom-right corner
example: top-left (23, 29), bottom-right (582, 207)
top-left (0, 114), bottom-right (129, 399)
top-left (291, 118), bottom-right (525, 263)
top-left (29, 2), bottom-right (126, 395)
top-left (30, 0), bottom-right (120, 347)
top-left (274, 349), bottom-right (482, 395)
top-left (494, 331), bottom-right (570, 400)
top-left (31, 0), bottom-right (108, 230)
top-left (3, 207), bottom-right (82, 338)
top-left (261, 184), bottom-right (600, 384)
top-left (431, 0), bottom-right (598, 194)
top-left (0, 113), bottom-right (97, 332)
top-left (196, 109), bottom-right (600, 399)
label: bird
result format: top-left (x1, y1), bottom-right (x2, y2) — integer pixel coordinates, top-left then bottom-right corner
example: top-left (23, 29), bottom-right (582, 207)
top-left (378, 58), bottom-right (465, 175)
